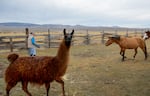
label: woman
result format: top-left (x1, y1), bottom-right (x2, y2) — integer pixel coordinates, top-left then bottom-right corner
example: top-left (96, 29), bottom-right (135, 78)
top-left (27, 32), bottom-right (40, 56)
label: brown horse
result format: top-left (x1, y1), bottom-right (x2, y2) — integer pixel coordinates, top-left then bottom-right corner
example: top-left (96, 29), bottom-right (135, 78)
top-left (143, 30), bottom-right (150, 40)
top-left (105, 35), bottom-right (147, 61)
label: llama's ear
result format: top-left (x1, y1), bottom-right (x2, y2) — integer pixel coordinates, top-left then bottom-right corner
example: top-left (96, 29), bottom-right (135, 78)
top-left (63, 29), bottom-right (66, 35)
top-left (71, 29), bottom-right (74, 35)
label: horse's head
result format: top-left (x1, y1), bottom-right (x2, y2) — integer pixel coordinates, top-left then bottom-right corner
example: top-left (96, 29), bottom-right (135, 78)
top-left (63, 29), bottom-right (74, 47)
top-left (105, 35), bottom-right (120, 46)
top-left (143, 30), bottom-right (150, 40)
top-left (105, 37), bottom-right (114, 46)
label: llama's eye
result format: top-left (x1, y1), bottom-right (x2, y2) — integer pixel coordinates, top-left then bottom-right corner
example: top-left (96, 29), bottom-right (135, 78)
top-left (64, 34), bottom-right (67, 37)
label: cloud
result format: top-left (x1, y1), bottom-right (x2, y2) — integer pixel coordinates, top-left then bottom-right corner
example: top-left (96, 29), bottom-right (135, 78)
top-left (0, 0), bottom-right (150, 27)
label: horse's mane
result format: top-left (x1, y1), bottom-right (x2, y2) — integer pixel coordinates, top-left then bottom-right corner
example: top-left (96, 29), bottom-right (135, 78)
top-left (111, 35), bottom-right (120, 40)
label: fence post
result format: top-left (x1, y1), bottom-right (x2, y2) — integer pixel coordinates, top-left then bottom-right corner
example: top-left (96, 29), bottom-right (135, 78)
top-left (85, 30), bottom-right (90, 45)
top-left (134, 29), bottom-right (137, 37)
top-left (9, 37), bottom-right (13, 52)
top-left (115, 29), bottom-right (118, 35)
top-left (101, 30), bottom-right (105, 44)
top-left (126, 29), bottom-right (128, 37)
top-left (48, 29), bottom-right (51, 48)
top-left (141, 29), bottom-right (145, 37)
top-left (25, 28), bottom-right (29, 49)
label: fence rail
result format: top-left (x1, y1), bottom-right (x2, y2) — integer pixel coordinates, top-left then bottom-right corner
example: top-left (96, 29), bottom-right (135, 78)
top-left (0, 28), bottom-right (145, 52)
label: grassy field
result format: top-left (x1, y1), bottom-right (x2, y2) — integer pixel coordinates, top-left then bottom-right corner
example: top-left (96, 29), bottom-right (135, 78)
top-left (0, 39), bottom-right (150, 96)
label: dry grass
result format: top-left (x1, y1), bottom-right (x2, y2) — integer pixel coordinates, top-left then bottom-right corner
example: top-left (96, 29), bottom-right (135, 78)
top-left (0, 39), bottom-right (150, 96)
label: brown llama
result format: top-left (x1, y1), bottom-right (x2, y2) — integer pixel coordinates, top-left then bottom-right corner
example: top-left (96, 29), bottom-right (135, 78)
top-left (5, 29), bottom-right (74, 96)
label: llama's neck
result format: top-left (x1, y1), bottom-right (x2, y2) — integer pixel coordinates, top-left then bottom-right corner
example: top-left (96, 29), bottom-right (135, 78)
top-left (56, 40), bottom-right (70, 64)
top-left (55, 40), bottom-right (70, 76)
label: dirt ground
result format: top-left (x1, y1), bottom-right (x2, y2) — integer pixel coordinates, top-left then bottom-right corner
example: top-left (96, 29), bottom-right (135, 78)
top-left (0, 43), bottom-right (150, 96)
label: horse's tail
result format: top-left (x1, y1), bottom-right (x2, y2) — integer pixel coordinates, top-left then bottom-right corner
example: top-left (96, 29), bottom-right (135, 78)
top-left (143, 41), bottom-right (148, 59)
top-left (139, 38), bottom-right (148, 59)
top-left (7, 53), bottom-right (19, 63)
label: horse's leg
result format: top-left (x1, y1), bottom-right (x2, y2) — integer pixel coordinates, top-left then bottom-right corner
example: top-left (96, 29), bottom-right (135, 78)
top-left (133, 48), bottom-right (138, 58)
top-left (143, 46), bottom-right (148, 60)
top-left (139, 42), bottom-right (148, 60)
top-left (122, 50), bottom-right (125, 61)
top-left (144, 48), bottom-right (148, 60)
top-left (120, 50), bottom-right (122, 56)
top-left (120, 49), bottom-right (127, 58)
top-left (45, 83), bottom-right (50, 96)
top-left (142, 48), bottom-right (148, 60)
top-left (22, 81), bottom-right (32, 96)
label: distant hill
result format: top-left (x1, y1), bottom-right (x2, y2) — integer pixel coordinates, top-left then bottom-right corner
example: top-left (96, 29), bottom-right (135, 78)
top-left (0, 22), bottom-right (94, 29)
top-left (0, 22), bottom-right (145, 32)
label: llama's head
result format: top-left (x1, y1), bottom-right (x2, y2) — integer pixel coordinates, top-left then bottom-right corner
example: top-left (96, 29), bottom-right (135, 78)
top-left (63, 29), bottom-right (74, 47)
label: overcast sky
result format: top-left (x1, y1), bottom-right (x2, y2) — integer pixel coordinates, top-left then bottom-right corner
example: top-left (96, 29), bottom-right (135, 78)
top-left (1, 0), bottom-right (150, 28)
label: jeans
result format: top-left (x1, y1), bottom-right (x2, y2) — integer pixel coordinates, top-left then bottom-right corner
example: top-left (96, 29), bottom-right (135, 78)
top-left (28, 48), bottom-right (36, 56)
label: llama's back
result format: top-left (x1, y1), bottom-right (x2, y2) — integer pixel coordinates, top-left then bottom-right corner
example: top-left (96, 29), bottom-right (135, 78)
top-left (5, 54), bottom-right (58, 84)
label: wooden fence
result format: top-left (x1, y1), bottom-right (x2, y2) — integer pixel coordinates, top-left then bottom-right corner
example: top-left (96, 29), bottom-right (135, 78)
top-left (0, 28), bottom-right (145, 52)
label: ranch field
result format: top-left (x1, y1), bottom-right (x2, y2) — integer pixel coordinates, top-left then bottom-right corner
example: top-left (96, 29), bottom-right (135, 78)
top-left (0, 39), bottom-right (150, 96)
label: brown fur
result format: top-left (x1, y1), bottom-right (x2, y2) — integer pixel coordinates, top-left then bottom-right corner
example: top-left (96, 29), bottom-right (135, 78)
top-left (105, 36), bottom-right (147, 61)
top-left (5, 29), bottom-right (74, 96)
top-left (7, 53), bottom-right (19, 63)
